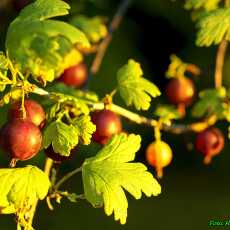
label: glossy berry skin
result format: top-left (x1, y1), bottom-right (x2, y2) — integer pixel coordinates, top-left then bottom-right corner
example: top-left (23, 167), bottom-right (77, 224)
top-left (146, 141), bottom-right (173, 178)
top-left (8, 99), bottom-right (46, 129)
top-left (59, 63), bottom-right (88, 88)
top-left (195, 127), bottom-right (224, 164)
top-left (91, 110), bottom-right (122, 145)
top-left (0, 120), bottom-right (42, 161)
top-left (12, 0), bottom-right (30, 11)
top-left (45, 146), bottom-right (76, 163)
top-left (165, 77), bottom-right (195, 105)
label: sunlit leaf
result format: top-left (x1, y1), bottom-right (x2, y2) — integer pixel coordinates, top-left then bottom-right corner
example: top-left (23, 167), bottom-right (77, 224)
top-left (117, 59), bottom-right (160, 110)
top-left (82, 134), bottom-right (161, 224)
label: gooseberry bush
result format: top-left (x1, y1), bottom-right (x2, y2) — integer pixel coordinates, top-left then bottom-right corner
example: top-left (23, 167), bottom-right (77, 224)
top-left (0, 0), bottom-right (230, 229)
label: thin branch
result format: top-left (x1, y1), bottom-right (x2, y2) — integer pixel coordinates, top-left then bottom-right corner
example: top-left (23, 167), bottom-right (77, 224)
top-left (35, 87), bottom-right (215, 134)
top-left (54, 167), bottom-right (82, 191)
top-left (226, 0), bottom-right (230, 7)
top-left (89, 102), bottom-right (216, 134)
top-left (90, 0), bottom-right (132, 74)
top-left (214, 39), bottom-right (228, 88)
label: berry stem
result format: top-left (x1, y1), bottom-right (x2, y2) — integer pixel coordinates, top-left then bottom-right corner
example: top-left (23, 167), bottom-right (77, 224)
top-left (177, 103), bottom-right (186, 118)
top-left (53, 166), bottom-right (82, 191)
top-left (90, 0), bottom-right (132, 74)
top-left (203, 155), bottom-right (212, 165)
top-left (9, 158), bottom-right (18, 168)
top-left (156, 167), bottom-right (163, 179)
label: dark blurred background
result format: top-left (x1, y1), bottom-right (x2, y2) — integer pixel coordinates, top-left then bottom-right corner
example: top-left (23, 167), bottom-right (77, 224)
top-left (0, 0), bottom-right (230, 229)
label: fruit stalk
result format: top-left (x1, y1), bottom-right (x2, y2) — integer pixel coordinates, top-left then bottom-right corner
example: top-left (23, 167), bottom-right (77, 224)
top-left (53, 166), bottom-right (82, 191)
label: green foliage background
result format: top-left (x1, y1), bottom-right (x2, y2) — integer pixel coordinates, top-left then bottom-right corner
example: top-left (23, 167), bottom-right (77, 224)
top-left (0, 0), bottom-right (230, 229)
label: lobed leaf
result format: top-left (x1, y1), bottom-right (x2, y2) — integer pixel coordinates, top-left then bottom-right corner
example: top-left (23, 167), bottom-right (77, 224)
top-left (71, 15), bottom-right (108, 43)
top-left (154, 105), bottom-right (180, 125)
top-left (196, 7), bottom-right (230, 46)
top-left (0, 52), bottom-right (8, 71)
top-left (6, 0), bottom-right (90, 83)
top-left (73, 115), bottom-right (96, 145)
top-left (43, 120), bottom-right (79, 156)
top-left (50, 92), bottom-right (90, 115)
top-left (48, 83), bottom-right (99, 102)
top-left (0, 165), bottom-right (50, 214)
top-left (184, 0), bottom-right (221, 11)
top-left (117, 59), bottom-right (160, 110)
top-left (192, 88), bottom-right (226, 118)
top-left (82, 134), bottom-right (161, 224)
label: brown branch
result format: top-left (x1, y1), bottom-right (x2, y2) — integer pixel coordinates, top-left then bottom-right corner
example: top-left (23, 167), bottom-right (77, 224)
top-left (89, 102), bottom-right (216, 134)
top-left (214, 39), bottom-right (228, 88)
top-left (90, 0), bottom-right (132, 74)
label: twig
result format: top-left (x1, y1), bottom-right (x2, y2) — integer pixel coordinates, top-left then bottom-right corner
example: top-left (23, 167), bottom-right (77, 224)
top-left (54, 167), bottom-right (82, 191)
top-left (214, 0), bottom-right (230, 88)
top-left (89, 102), bottom-right (216, 134)
top-left (214, 39), bottom-right (228, 88)
top-left (90, 0), bottom-right (132, 74)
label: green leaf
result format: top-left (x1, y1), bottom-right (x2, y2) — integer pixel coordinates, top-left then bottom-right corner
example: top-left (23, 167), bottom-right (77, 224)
top-left (73, 115), bottom-right (96, 145)
top-left (82, 134), bottom-right (161, 225)
top-left (15, 0), bottom-right (70, 21)
top-left (0, 52), bottom-right (8, 70)
top-left (50, 92), bottom-right (91, 115)
top-left (165, 55), bottom-right (188, 79)
top-left (117, 59), bottom-right (161, 110)
top-left (0, 165), bottom-right (50, 214)
top-left (48, 83), bottom-right (99, 102)
top-left (192, 88), bottom-right (226, 118)
top-left (43, 120), bottom-right (79, 156)
top-left (222, 102), bottom-right (230, 122)
top-left (154, 105), bottom-right (180, 125)
top-left (71, 15), bottom-right (108, 43)
top-left (6, 0), bottom-right (90, 83)
top-left (196, 7), bottom-right (230, 46)
top-left (184, 0), bottom-right (221, 11)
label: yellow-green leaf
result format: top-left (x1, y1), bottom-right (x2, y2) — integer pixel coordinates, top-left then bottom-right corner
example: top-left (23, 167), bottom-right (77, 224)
top-left (82, 134), bottom-right (161, 225)
top-left (73, 115), bottom-right (96, 145)
top-left (43, 120), bottom-right (79, 156)
top-left (196, 7), bottom-right (230, 46)
top-left (184, 0), bottom-right (221, 11)
top-left (117, 59), bottom-right (161, 110)
top-left (71, 15), bottom-right (108, 43)
top-left (0, 165), bottom-right (50, 214)
top-left (6, 0), bottom-right (89, 83)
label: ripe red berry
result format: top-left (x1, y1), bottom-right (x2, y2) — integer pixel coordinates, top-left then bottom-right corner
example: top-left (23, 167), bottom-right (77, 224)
top-left (12, 0), bottom-right (30, 11)
top-left (0, 120), bottom-right (42, 161)
top-left (165, 77), bottom-right (195, 105)
top-left (45, 146), bottom-right (76, 163)
top-left (195, 127), bottom-right (224, 164)
top-left (8, 99), bottom-right (46, 129)
top-left (91, 110), bottom-right (122, 145)
top-left (146, 141), bottom-right (173, 178)
top-left (58, 63), bottom-right (88, 88)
